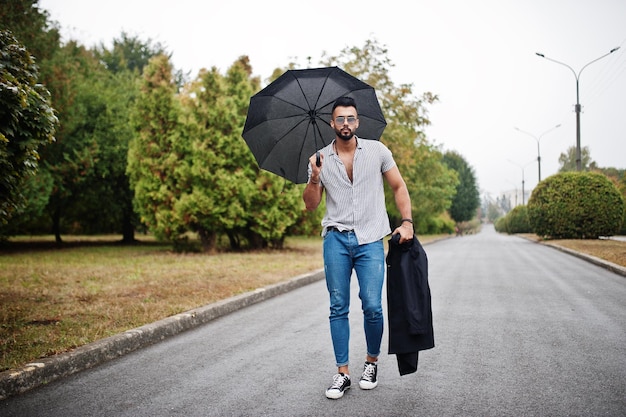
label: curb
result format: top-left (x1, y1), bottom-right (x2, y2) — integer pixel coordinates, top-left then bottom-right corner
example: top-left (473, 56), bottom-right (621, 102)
top-left (518, 234), bottom-right (626, 277)
top-left (0, 269), bottom-right (325, 401)
top-left (540, 242), bottom-right (626, 277)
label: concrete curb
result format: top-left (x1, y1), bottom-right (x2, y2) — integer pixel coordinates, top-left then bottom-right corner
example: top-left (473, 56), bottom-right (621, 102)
top-left (517, 234), bottom-right (626, 277)
top-left (540, 242), bottom-right (626, 277)
top-left (0, 268), bottom-right (325, 401)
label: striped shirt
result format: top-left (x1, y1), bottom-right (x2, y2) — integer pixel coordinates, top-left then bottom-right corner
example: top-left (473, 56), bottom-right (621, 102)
top-left (308, 137), bottom-right (396, 245)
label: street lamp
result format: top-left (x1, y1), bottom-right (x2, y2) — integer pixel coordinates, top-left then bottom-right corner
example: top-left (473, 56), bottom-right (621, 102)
top-left (536, 47), bottom-right (620, 171)
top-left (508, 159), bottom-right (534, 205)
top-left (514, 124), bottom-right (561, 182)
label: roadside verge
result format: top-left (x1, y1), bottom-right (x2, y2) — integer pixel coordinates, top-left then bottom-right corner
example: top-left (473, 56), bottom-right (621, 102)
top-left (540, 241), bottom-right (626, 277)
top-left (0, 269), bottom-right (325, 400)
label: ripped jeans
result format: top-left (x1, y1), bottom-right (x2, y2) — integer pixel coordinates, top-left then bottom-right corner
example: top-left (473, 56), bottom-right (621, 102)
top-left (323, 229), bottom-right (385, 367)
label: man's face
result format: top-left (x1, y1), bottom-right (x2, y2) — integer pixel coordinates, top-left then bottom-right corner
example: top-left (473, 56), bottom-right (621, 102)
top-left (331, 106), bottom-right (359, 141)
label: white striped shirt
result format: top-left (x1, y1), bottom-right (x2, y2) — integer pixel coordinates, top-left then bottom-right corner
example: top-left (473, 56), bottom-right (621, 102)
top-left (308, 137), bottom-right (396, 245)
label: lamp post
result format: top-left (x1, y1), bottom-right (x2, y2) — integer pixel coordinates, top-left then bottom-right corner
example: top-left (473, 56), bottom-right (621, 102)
top-left (514, 124), bottom-right (561, 182)
top-left (508, 159), bottom-right (534, 205)
top-left (536, 47), bottom-right (620, 171)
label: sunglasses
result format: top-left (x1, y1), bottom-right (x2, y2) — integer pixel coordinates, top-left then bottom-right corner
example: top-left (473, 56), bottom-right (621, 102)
top-left (334, 116), bottom-right (357, 125)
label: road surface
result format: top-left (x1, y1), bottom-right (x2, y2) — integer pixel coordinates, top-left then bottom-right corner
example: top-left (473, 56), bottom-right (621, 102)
top-left (2, 224), bottom-right (625, 416)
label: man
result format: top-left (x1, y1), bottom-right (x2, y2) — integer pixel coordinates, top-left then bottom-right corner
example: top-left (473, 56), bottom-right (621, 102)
top-left (303, 96), bottom-right (414, 399)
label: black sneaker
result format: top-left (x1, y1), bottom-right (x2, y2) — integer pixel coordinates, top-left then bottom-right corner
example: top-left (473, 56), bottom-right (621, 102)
top-left (359, 361), bottom-right (378, 390)
top-left (325, 373), bottom-right (351, 399)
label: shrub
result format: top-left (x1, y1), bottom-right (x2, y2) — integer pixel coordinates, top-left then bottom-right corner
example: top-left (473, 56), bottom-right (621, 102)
top-left (527, 172), bottom-right (624, 239)
top-left (494, 205), bottom-right (531, 234)
top-left (494, 216), bottom-right (507, 233)
top-left (420, 212), bottom-right (456, 235)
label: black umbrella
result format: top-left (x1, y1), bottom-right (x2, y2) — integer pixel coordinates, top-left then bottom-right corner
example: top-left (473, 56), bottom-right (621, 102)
top-left (242, 66), bottom-right (387, 184)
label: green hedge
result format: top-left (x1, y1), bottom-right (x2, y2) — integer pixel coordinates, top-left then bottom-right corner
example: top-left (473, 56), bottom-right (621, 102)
top-left (527, 172), bottom-right (624, 239)
top-left (494, 205), bottom-right (531, 234)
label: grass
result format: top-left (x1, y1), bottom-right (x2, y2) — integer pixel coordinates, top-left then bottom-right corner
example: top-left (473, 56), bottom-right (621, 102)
top-left (0, 235), bottom-right (327, 372)
top-left (1, 232), bottom-right (623, 373)
top-left (520, 234), bottom-right (626, 267)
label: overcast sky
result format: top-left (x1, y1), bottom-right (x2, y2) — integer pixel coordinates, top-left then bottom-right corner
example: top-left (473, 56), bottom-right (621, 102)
top-left (39, 0), bottom-right (626, 198)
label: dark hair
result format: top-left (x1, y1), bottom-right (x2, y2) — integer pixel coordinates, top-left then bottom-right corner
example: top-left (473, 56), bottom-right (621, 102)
top-left (332, 96), bottom-right (357, 112)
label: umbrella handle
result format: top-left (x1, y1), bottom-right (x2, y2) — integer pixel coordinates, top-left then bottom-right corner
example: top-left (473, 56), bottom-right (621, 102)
top-left (316, 151), bottom-right (321, 167)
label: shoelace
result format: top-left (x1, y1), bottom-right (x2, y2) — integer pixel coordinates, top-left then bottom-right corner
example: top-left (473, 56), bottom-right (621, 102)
top-left (330, 374), bottom-right (349, 389)
top-left (362, 364), bottom-right (376, 381)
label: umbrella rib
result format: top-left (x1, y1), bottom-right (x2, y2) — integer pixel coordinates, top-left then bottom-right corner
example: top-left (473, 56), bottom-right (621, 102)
top-left (263, 95), bottom-right (310, 122)
top-left (269, 116), bottom-right (311, 155)
top-left (292, 72), bottom-right (326, 112)
top-left (295, 117), bottom-right (326, 182)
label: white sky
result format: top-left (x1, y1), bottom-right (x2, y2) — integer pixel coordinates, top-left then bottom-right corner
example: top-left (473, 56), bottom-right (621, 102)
top-left (39, 0), bottom-right (626, 198)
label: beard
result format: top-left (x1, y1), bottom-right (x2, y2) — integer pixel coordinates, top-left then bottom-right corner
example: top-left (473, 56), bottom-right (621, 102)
top-left (334, 126), bottom-right (355, 141)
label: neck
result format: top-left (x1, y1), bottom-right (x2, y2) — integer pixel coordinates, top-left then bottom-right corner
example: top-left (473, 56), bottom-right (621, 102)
top-left (335, 137), bottom-right (357, 152)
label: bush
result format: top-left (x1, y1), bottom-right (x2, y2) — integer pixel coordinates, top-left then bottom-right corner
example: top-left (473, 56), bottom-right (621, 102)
top-left (420, 212), bottom-right (456, 235)
top-left (493, 205), bottom-right (531, 234)
top-left (527, 172), bottom-right (624, 239)
top-left (494, 216), bottom-right (507, 233)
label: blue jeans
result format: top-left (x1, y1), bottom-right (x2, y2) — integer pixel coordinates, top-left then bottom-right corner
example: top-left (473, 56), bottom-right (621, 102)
top-left (323, 230), bottom-right (385, 367)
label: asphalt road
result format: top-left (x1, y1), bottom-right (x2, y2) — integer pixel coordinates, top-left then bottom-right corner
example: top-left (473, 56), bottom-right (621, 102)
top-left (2, 224), bottom-right (625, 416)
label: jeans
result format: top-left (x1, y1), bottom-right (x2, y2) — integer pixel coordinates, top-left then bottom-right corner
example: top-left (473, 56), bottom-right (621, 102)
top-left (323, 229), bottom-right (385, 367)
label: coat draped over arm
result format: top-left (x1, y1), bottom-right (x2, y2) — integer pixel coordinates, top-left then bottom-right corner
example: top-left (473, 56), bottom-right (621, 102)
top-left (386, 233), bottom-right (435, 375)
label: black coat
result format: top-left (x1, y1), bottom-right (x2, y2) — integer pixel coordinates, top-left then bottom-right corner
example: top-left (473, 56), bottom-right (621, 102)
top-left (386, 233), bottom-right (435, 375)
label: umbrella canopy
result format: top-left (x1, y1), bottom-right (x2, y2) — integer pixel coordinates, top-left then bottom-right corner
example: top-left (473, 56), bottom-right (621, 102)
top-left (242, 66), bottom-right (387, 184)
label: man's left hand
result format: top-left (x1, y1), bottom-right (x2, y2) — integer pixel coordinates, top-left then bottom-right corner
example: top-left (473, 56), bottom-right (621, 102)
top-left (392, 224), bottom-right (414, 244)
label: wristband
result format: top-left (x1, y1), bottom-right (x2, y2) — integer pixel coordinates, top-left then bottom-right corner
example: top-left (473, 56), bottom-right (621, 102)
top-left (401, 218), bottom-right (413, 224)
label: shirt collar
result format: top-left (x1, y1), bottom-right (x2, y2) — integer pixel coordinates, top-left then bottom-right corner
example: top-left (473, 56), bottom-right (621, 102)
top-left (330, 136), bottom-right (360, 155)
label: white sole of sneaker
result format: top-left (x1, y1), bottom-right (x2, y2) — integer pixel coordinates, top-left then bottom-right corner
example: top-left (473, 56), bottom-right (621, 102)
top-left (325, 386), bottom-right (350, 399)
top-left (359, 380), bottom-right (378, 390)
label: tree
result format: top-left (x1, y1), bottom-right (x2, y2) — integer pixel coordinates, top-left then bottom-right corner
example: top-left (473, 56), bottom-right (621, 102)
top-left (4, 2), bottom-right (172, 241)
top-left (558, 145), bottom-right (596, 172)
top-left (96, 32), bottom-right (164, 74)
top-left (0, 12), bottom-right (112, 241)
top-left (127, 54), bottom-right (186, 242)
top-left (0, 30), bottom-right (57, 228)
top-left (0, 0), bottom-right (60, 63)
top-left (14, 32), bottom-right (169, 242)
top-left (96, 32), bottom-right (188, 87)
top-left (65, 68), bottom-right (139, 240)
top-left (84, 33), bottom-right (173, 242)
top-left (129, 55), bottom-right (306, 251)
top-left (177, 57), bottom-right (304, 251)
top-left (496, 193), bottom-right (511, 215)
top-left (486, 200), bottom-right (503, 223)
top-left (320, 39), bottom-right (457, 233)
top-left (443, 150), bottom-right (480, 223)
top-left (35, 41), bottom-right (114, 241)
top-left (177, 60), bottom-right (258, 251)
